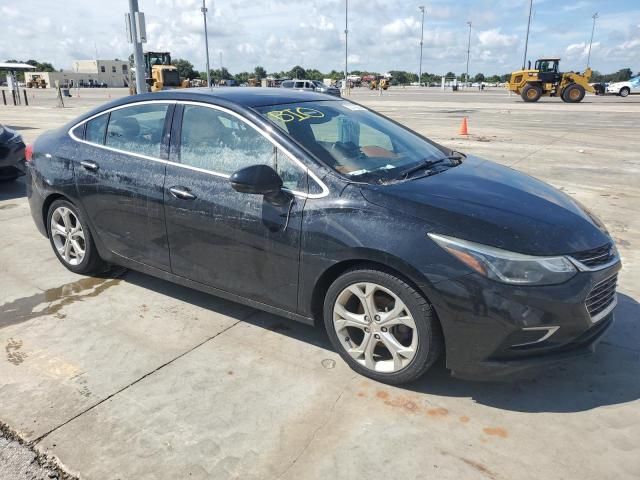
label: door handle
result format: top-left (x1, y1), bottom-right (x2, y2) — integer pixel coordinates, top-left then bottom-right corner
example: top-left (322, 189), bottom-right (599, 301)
top-left (169, 186), bottom-right (196, 200)
top-left (80, 160), bottom-right (99, 171)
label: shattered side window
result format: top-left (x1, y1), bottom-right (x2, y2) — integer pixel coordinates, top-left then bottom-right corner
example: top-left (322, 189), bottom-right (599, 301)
top-left (179, 105), bottom-right (306, 192)
top-left (105, 103), bottom-right (169, 158)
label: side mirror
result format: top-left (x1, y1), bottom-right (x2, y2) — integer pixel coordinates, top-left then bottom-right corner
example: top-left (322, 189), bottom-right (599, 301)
top-left (230, 164), bottom-right (289, 203)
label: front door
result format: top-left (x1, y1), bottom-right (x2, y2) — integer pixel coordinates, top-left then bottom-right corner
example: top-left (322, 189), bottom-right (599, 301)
top-left (75, 102), bottom-right (173, 270)
top-left (163, 104), bottom-right (308, 311)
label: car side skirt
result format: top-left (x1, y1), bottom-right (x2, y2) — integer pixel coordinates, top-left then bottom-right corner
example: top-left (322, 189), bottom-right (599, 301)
top-left (105, 250), bottom-right (316, 326)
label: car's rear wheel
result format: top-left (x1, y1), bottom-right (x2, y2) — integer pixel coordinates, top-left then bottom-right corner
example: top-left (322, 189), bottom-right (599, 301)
top-left (619, 87), bottom-right (630, 98)
top-left (47, 199), bottom-right (106, 274)
top-left (324, 267), bottom-right (443, 384)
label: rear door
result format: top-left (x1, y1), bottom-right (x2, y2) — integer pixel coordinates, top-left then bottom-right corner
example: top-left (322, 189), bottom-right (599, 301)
top-left (74, 101), bottom-right (173, 270)
top-left (163, 103), bottom-right (308, 311)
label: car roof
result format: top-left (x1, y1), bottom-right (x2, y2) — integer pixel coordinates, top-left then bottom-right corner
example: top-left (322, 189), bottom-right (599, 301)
top-left (141, 87), bottom-right (340, 107)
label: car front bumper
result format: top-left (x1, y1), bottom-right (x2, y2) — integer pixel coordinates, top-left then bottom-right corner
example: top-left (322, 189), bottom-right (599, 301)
top-left (426, 261), bottom-right (621, 380)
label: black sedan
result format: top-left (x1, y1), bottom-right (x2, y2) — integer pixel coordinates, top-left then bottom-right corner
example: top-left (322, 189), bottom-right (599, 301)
top-left (0, 124), bottom-right (26, 182)
top-left (26, 89), bottom-right (620, 383)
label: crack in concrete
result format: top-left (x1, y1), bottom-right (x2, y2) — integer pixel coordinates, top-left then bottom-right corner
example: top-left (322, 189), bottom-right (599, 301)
top-left (275, 376), bottom-right (355, 480)
top-left (30, 311), bottom-right (256, 446)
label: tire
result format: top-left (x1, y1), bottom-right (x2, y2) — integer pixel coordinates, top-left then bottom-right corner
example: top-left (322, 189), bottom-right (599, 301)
top-left (47, 199), bottom-right (106, 274)
top-left (619, 87), bottom-right (630, 98)
top-left (561, 84), bottom-right (585, 103)
top-left (323, 267), bottom-right (443, 384)
top-left (521, 84), bottom-right (542, 102)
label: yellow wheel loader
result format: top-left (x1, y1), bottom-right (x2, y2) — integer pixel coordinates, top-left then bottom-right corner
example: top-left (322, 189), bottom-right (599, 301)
top-left (143, 52), bottom-right (189, 92)
top-left (369, 76), bottom-right (389, 90)
top-left (506, 58), bottom-right (595, 103)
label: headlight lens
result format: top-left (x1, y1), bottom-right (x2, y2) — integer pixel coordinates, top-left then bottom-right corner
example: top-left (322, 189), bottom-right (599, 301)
top-left (429, 233), bottom-right (577, 285)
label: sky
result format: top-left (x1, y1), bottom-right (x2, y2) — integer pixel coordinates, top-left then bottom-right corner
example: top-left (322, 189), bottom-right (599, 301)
top-left (1, 0), bottom-right (638, 76)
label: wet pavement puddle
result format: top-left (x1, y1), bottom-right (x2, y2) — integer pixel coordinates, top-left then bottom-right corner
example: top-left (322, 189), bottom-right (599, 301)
top-left (0, 269), bottom-right (126, 329)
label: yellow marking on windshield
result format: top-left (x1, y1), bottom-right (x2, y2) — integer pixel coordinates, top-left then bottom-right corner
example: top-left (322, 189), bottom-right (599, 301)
top-left (267, 107), bottom-right (325, 123)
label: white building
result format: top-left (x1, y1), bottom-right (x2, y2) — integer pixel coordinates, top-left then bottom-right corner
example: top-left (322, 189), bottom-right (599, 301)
top-left (25, 59), bottom-right (130, 88)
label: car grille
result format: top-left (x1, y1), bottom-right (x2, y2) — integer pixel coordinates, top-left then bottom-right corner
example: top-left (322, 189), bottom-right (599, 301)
top-left (585, 273), bottom-right (617, 320)
top-left (571, 243), bottom-right (615, 268)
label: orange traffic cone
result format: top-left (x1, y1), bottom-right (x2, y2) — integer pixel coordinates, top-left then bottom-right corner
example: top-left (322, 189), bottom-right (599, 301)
top-left (459, 117), bottom-right (469, 136)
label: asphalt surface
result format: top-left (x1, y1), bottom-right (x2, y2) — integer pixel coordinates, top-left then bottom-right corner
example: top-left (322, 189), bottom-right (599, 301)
top-left (1, 86), bottom-right (639, 480)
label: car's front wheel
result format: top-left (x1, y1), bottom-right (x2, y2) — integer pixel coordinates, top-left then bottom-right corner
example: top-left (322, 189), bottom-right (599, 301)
top-left (619, 87), bottom-right (630, 97)
top-left (47, 199), bottom-right (106, 274)
top-left (324, 267), bottom-right (443, 384)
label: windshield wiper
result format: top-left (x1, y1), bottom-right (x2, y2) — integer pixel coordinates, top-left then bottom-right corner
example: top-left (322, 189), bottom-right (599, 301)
top-left (398, 155), bottom-right (461, 179)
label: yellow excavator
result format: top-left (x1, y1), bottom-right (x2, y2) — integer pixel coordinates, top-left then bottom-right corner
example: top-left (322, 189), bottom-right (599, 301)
top-left (507, 58), bottom-right (595, 103)
top-left (143, 52), bottom-right (189, 92)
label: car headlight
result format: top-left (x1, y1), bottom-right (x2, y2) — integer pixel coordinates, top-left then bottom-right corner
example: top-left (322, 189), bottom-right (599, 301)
top-left (428, 233), bottom-right (577, 285)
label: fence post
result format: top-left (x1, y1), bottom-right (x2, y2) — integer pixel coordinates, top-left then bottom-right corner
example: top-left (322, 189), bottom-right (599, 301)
top-left (1, 90), bottom-right (6, 105)
top-left (23, 89), bottom-right (29, 106)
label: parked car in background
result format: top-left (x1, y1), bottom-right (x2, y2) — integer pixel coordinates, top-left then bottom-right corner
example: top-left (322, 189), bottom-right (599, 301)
top-left (606, 76), bottom-right (640, 97)
top-left (26, 88), bottom-right (620, 384)
top-left (281, 79), bottom-right (340, 97)
top-left (0, 124), bottom-right (26, 182)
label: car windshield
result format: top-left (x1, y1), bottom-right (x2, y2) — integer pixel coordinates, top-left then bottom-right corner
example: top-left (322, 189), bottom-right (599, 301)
top-left (255, 101), bottom-right (451, 182)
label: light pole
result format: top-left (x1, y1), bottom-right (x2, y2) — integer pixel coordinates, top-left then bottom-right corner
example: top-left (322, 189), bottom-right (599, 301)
top-left (587, 12), bottom-right (599, 68)
top-left (128, 0), bottom-right (146, 95)
top-left (465, 21), bottom-right (472, 87)
top-left (418, 6), bottom-right (425, 87)
top-left (344, 0), bottom-right (348, 90)
top-left (201, 0), bottom-right (211, 87)
top-left (523, 0), bottom-right (533, 69)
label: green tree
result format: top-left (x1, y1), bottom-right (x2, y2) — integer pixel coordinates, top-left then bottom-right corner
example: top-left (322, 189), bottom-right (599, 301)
top-left (388, 70), bottom-right (417, 85)
top-left (173, 58), bottom-right (199, 80)
top-left (473, 73), bottom-right (485, 83)
top-left (235, 71), bottom-right (250, 84)
top-left (288, 65), bottom-right (306, 79)
top-left (253, 65), bottom-right (267, 79)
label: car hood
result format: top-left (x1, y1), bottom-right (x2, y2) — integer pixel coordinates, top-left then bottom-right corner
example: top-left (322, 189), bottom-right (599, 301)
top-left (359, 156), bottom-right (610, 256)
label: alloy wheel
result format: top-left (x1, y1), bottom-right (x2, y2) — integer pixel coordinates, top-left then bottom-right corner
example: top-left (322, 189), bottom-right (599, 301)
top-left (50, 206), bottom-right (86, 266)
top-left (333, 282), bottom-right (418, 373)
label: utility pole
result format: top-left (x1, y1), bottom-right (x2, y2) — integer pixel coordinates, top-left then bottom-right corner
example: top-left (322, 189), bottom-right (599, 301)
top-left (523, 0), bottom-right (533, 69)
top-left (465, 21), bottom-right (472, 87)
top-left (418, 6), bottom-right (425, 87)
top-left (201, 0), bottom-right (211, 87)
top-left (344, 0), bottom-right (348, 90)
top-left (587, 12), bottom-right (599, 68)
top-left (128, 0), bottom-right (147, 95)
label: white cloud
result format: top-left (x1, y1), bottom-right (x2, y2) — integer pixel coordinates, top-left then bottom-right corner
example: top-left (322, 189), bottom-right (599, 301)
top-left (477, 29), bottom-right (518, 48)
top-left (381, 17), bottom-right (420, 36)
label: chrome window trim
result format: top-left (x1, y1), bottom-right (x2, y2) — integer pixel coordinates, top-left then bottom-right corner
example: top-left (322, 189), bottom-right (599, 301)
top-left (67, 98), bottom-right (330, 199)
